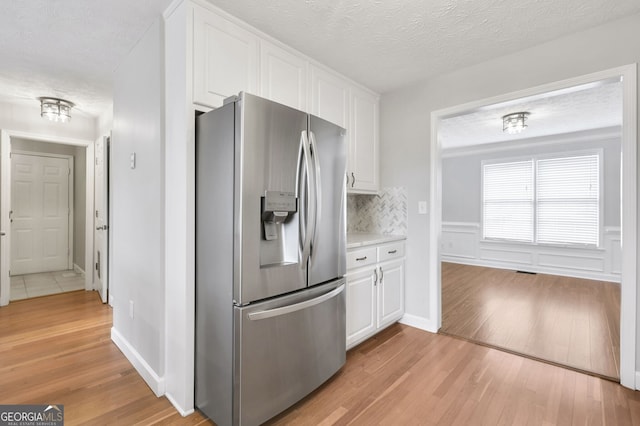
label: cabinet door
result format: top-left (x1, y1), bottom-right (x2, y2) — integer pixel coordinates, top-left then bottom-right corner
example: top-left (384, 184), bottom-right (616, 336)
top-left (309, 65), bottom-right (349, 129)
top-left (377, 259), bottom-right (404, 329)
top-left (346, 267), bottom-right (377, 348)
top-left (349, 87), bottom-right (379, 193)
top-left (192, 4), bottom-right (259, 108)
top-left (260, 41), bottom-right (308, 111)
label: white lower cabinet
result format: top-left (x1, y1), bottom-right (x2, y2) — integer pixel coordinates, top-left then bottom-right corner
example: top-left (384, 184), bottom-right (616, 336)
top-left (346, 241), bottom-right (405, 349)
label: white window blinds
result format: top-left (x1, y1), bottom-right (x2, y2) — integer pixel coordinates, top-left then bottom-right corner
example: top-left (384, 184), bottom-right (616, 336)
top-left (483, 160), bottom-right (534, 242)
top-left (482, 154), bottom-right (600, 246)
top-left (536, 155), bottom-right (600, 246)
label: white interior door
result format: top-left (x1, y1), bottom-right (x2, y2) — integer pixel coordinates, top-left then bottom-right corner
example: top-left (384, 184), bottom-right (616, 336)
top-left (11, 153), bottom-right (71, 275)
top-left (94, 136), bottom-right (109, 303)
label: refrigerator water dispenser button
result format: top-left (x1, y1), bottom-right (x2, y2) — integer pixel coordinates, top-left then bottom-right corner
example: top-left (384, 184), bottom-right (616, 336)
top-left (264, 222), bottom-right (278, 241)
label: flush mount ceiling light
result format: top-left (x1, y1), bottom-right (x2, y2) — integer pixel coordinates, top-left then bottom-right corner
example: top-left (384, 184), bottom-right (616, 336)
top-left (39, 97), bottom-right (75, 123)
top-left (502, 112), bottom-right (530, 134)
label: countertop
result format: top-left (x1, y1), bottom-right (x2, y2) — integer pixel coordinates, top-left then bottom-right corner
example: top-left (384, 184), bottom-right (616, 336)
top-left (347, 233), bottom-right (406, 249)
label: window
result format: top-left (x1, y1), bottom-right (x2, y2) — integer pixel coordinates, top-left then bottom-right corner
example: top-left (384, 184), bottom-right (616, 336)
top-left (537, 155), bottom-right (600, 245)
top-left (482, 153), bottom-right (600, 246)
top-left (482, 160), bottom-right (534, 242)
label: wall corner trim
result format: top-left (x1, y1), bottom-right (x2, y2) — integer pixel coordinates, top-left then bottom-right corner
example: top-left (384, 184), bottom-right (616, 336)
top-left (111, 327), bottom-right (166, 397)
top-left (165, 392), bottom-right (195, 417)
top-left (399, 314), bottom-right (438, 334)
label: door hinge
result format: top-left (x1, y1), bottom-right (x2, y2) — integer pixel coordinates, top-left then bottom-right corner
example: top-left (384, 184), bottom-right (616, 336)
top-left (68, 168), bottom-right (71, 176)
top-left (95, 157), bottom-right (99, 166)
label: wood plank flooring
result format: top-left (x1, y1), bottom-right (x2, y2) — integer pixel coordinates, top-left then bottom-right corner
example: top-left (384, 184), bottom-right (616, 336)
top-left (3, 288), bottom-right (638, 425)
top-left (270, 323), bottom-right (640, 425)
top-left (440, 262), bottom-right (620, 380)
top-left (0, 291), bottom-right (212, 426)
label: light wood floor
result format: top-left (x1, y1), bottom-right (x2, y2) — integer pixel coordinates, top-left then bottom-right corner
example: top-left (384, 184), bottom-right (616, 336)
top-left (0, 291), bottom-right (211, 425)
top-left (270, 323), bottom-right (640, 425)
top-left (441, 262), bottom-right (620, 380)
top-left (4, 289), bottom-right (639, 425)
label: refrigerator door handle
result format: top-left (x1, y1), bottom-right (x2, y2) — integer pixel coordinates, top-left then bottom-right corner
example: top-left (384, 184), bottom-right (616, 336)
top-left (309, 131), bottom-right (322, 256)
top-left (300, 130), bottom-right (314, 267)
top-left (247, 284), bottom-right (345, 321)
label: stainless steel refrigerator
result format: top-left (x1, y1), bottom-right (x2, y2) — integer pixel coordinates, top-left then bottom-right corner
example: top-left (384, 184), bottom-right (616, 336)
top-left (195, 92), bottom-right (347, 426)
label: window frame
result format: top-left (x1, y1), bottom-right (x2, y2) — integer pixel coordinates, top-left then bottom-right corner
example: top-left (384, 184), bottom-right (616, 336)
top-left (481, 149), bottom-right (604, 248)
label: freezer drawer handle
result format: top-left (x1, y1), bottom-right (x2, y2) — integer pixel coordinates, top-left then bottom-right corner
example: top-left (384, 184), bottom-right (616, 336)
top-left (355, 256), bottom-right (367, 261)
top-left (247, 284), bottom-right (345, 321)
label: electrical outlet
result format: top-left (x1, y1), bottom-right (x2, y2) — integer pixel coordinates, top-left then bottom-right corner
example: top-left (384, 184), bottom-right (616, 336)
top-left (129, 300), bottom-right (134, 319)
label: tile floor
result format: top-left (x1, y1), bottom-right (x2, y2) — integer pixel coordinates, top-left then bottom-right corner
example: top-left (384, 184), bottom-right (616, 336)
top-left (10, 270), bottom-right (86, 301)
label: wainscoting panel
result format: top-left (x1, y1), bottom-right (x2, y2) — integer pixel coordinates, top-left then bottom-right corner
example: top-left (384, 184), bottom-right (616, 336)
top-left (442, 222), bottom-right (621, 282)
top-left (441, 222), bottom-right (477, 259)
top-left (480, 247), bottom-right (533, 265)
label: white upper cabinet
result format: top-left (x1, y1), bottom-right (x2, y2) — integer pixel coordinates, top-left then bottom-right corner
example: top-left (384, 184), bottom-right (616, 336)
top-left (189, 2), bottom-right (379, 192)
top-left (260, 41), bottom-right (308, 111)
top-left (192, 3), bottom-right (259, 108)
top-left (309, 64), bottom-right (350, 129)
top-left (348, 87), bottom-right (379, 193)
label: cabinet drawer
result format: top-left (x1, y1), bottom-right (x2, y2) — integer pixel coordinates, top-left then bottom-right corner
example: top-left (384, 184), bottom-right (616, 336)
top-left (347, 247), bottom-right (377, 270)
top-left (378, 242), bottom-right (404, 262)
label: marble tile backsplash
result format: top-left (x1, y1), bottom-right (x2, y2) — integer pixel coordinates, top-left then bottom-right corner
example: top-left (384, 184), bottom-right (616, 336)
top-left (347, 187), bottom-right (407, 235)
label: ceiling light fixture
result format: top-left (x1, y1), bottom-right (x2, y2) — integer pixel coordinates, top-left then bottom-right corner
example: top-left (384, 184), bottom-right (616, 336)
top-left (502, 112), bottom-right (530, 134)
top-left (39, 97), bottom-right (74, 123)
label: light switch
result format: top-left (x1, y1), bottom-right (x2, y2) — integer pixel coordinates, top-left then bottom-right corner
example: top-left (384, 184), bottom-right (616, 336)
top-left (418, 201), bottom-right (427, 215)
top-left (130, 152), bottom-right (136, 169)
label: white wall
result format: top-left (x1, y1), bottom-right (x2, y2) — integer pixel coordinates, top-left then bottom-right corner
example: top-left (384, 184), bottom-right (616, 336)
top-left (0, 100), bottom-right (96, 141)
top-left (164, 0), bottom-right (194, 414)
top-left (111, 18), bottom-right (166, 394)
top-left (96, 105), bottom-right (113, 140)
top-left (380, 12), bottom-right (640, 360)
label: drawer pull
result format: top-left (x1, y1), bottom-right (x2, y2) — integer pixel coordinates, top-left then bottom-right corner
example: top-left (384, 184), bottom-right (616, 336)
top-left (356, 256), bottom-right (367, 261)
top-left (388, 250), bottom-right (397, 254)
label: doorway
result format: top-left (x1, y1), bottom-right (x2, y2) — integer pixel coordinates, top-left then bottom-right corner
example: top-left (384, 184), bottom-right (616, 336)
top-left (0, 131), bottom-right (95, 306)
top-left (428, 65), bottom-right (637, 388)
top-left (11, 152), bottom-right (74, 275)
top-left (437, 79), bottom-right (622, 378)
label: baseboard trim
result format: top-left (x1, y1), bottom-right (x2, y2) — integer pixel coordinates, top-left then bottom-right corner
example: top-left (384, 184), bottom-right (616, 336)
top-left (441, 256), bottom-right (621, 283)
top-left (165, 392), bottom-right (195, 417)
top-left (111, 327), bottom-right (165, 397)
top-left (73, 264), bottom-right (85, 275)
top-left (400, 314), bottom-right (438, 333)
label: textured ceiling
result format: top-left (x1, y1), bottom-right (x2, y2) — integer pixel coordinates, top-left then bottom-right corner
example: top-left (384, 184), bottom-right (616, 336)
top-left (439, 79), bottom-right (623, 150)
top-left (0, 0), bottom-right (174, 117)
top-left (0, 0), bottom-right (638, 119)
top-left (205, 0), bottom-right (640, 93)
